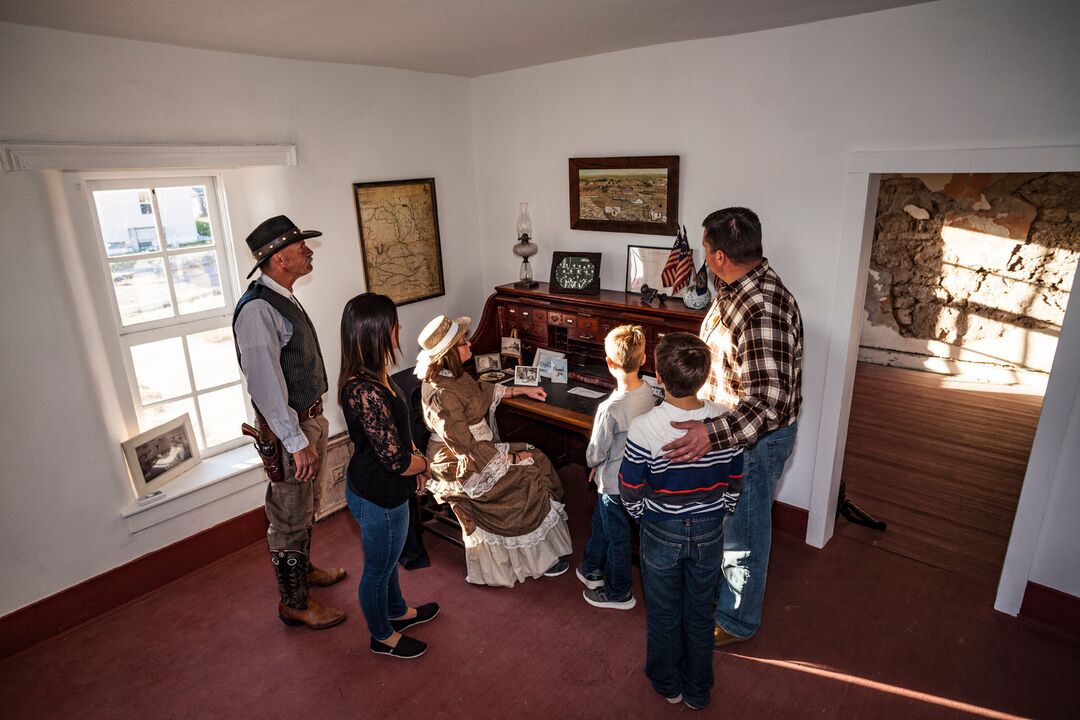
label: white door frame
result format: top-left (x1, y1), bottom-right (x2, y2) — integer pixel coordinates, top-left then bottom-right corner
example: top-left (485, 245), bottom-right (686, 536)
top-left (805, 145), bottom-right (1080, 616)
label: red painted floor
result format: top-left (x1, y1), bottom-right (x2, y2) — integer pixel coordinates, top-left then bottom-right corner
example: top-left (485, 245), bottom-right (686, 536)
top-left (2, 466), bottom-right (1077, 719)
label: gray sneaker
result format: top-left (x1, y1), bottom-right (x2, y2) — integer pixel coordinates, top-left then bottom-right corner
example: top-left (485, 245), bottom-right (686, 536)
top-left (575, 567), bottom-right (604, 589)
top-left (543, 559), bottom-right (570, 577)
top-left (583, 587), bottom-right (636, 610)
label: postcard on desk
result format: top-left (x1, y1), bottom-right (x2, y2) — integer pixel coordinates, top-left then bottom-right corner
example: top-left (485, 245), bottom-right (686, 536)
top-left (567, 386), bottom-right (606, 399)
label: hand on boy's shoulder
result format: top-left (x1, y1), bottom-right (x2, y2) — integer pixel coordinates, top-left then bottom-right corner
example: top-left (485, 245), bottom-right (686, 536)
top-left (662, 419), bottom-right (712, 462)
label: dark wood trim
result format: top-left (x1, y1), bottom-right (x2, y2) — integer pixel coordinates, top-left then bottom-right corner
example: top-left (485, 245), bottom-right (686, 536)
top-left (0, 508), bottom-right (268, 660)
top-left (1020, 581), bottom-right (1080, 638)
top-left (773, 501), bottom-right (809, 539)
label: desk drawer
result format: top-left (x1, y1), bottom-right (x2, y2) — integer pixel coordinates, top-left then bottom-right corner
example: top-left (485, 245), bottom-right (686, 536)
top-left (568, 317), bottom-right (600, 342)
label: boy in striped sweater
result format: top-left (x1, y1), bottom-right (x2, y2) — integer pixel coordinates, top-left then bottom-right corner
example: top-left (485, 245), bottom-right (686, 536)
top-left (619, 333), bottom-right (743, 710)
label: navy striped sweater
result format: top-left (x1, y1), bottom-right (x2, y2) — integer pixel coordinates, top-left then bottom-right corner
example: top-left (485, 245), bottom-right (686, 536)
top-left (618, 401), bottom-right (744, 520)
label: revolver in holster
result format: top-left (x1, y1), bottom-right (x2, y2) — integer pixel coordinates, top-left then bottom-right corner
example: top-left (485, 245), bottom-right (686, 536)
top-left (241, 413), bottom-right (285, 484)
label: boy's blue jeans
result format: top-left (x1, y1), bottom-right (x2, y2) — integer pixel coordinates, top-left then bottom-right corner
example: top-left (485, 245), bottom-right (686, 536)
top-left (581, 493), bottom-right (633, 599)
top-left (714, 422), bottom-right (798, 638)
top-left (640, 514), bottom-right (725, 709)
top-left (346, 487), bottom-right (409, 641)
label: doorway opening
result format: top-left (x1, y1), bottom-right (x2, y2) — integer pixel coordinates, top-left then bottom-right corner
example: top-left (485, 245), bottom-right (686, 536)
top-left (835, 172), bottom-right (1079, 586)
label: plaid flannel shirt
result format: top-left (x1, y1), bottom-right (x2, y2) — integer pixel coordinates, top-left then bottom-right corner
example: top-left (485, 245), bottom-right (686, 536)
top-left (699, 258), bottom-right (803, 451)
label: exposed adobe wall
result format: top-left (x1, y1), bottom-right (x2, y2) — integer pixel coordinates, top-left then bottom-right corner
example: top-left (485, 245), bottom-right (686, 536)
top-left (860, 172), bottom-right (1079, 387)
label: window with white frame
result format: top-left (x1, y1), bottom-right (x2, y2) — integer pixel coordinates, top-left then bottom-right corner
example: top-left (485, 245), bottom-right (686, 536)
top-left (88, 176), bottom-right (250, 455)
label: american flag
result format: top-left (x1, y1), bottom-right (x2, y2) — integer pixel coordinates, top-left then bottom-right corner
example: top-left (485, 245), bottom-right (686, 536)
top-left (661, 225), bottom-right (693, 293)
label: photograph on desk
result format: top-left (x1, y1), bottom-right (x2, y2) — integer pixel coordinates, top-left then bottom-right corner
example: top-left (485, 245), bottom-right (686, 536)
top-left (533, 348), bottom-right (565, 378)
top-left (500, 335), bottom-right (522, 361)
top-left (514, 365), bottom-right (540, 386)
top-left (550, 358), bottom-right (568, 384)
top-left (474, 352), bottom-right (502, 372)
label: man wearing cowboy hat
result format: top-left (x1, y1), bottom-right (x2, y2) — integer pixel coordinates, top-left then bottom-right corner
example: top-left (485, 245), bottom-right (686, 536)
top-left (233, 215), bottom-right (347, 630)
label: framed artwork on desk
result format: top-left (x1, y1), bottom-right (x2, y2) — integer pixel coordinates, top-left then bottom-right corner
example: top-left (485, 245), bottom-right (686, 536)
top-left (550, 251), bottom-right (602, 295)
top-left (625, 244), bottom-right (677, 295)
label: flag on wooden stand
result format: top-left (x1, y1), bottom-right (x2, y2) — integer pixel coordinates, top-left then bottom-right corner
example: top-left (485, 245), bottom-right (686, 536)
top-left (661, 225), bottom-right (693, 293)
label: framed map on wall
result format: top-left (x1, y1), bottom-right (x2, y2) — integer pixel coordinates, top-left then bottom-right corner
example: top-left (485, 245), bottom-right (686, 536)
top-left (353, 177), bottom-right (446, 306)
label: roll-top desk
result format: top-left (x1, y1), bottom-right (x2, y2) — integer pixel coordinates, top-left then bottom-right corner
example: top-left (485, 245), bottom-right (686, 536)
top-left (469, 283), bottom-right (708, 463)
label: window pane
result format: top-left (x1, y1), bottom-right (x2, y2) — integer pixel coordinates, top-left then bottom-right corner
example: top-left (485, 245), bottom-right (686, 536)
top-left (188, 327), bottom-right (240, 390)
top-left (169, 251), bottom-right (225, 314)
top-left (157, 185), bottom-right (214, 250)
top-left (198, 384), bottom-right (246, 448)
top-left (130, 337), bottom-right (192, 404)
top-left (111, 258), bottom-right (174, 325)
top-left (93, 189), bottom-right (161, 257)
top-left (141, 398), bottom-right (203, 447)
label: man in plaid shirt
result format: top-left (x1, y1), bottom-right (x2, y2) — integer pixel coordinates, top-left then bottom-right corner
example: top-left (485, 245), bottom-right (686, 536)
top-left (662, 207), bottom-right (803, 649)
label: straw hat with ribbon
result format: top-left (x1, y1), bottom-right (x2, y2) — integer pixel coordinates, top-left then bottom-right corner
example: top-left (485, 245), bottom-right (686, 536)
top-left (415, 314), bottom-right (472, 375)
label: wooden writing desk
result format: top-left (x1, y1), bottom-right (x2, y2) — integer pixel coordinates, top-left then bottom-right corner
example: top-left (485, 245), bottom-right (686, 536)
top-left (471, 283), bottom-right (706, 463)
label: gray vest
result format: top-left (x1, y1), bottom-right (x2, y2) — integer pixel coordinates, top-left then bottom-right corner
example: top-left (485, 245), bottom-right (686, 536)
top-left (233, 281), bottom-right (328, 414)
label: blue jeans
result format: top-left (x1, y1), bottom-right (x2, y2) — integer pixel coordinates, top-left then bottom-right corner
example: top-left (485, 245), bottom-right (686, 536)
top-left (714, 422), bottom-right (798, 638)
top-left (640, 514), bottom-right (725, 709)
top-left (346, 487), bottom-right (409, 641)
top-left (581, 493), bottom-right (633, 599)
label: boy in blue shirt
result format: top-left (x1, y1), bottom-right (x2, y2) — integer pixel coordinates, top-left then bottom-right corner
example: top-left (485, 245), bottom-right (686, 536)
top-left (577, 325), bottom-right (657, 609)
top-left (620, 333), bottom-right (744, 710)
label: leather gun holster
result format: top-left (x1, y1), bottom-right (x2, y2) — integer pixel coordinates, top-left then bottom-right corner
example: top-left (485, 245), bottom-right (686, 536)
top-left (241, 413), bottom-right (285, 484)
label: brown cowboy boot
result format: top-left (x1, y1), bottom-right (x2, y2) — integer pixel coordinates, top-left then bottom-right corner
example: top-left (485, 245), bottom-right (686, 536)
top-left (272, 550), bottom-right (346, 630)
top-left (304, 528), bottom-right (347, 587)
top-left (277, 596), bottom-right (347, 630)
top-left (306, 563), bottom-right (347, 587)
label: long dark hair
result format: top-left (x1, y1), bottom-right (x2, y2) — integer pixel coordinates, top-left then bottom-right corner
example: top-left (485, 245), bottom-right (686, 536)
top-left (338, 293), bottom-right (399, 404)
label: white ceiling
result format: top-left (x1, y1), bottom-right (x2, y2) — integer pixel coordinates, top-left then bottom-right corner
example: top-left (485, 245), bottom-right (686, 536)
top-left (0, 0), bottom-right (933, 77)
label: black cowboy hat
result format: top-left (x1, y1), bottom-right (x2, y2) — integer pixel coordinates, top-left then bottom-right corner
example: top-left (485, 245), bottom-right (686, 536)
top-left (244, 215), bottom-right (322, 278)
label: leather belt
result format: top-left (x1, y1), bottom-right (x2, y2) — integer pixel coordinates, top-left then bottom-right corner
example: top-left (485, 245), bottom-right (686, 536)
top-left (296, 398), bottom-right (323, 420)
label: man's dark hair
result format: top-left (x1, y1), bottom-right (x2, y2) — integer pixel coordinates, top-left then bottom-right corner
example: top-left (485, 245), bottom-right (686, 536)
top-left (655, 332), bottom-right (712, 399)
top-left (702, 207), bottom-right (762, 264)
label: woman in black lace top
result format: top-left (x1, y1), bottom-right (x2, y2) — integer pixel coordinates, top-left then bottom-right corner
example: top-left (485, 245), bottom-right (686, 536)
top-left (339, 293), bottom-right (439, 660)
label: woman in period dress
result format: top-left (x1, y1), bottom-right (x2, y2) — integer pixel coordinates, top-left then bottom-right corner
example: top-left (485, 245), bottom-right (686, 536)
top-left (416, 314), bottom-right (573, 587)
top-left (339, 293), bottom-right (439, 659)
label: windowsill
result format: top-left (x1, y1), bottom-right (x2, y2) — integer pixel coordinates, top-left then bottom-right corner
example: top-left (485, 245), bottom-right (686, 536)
top-left (120, 444), bottom-right (265, 533)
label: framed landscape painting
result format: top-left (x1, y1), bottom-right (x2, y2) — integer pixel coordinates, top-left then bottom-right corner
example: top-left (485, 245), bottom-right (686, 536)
top-left (569, 156), bottom-right (680, 236)
top-left (353, 178), bottom-right (445, 306)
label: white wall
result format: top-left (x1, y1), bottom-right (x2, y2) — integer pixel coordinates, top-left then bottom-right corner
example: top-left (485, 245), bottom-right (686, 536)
top-left (0, 23), bottom-right (481, 615)
top-left (470, 0), bottom-right (1080, 593)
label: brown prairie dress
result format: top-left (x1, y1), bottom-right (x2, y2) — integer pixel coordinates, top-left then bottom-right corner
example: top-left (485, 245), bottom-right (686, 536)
top-left (421, 371), bottom-right (572, 587)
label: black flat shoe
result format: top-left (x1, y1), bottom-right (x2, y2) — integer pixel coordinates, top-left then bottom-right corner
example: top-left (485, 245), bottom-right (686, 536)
top-left (390, 602), bottom-right (440, 633)
top-left (370, 634), bottom-right (427, 659)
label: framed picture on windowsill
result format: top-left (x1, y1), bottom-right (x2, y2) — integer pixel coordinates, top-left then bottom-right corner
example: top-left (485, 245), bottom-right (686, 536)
top-left (121, 414), bottom-right (201, 497)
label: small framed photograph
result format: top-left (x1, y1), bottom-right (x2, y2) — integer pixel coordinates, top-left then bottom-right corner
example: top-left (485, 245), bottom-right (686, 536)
top-left (626, 244), bottom-right (678, 295)
top-left (533, 348), bottom-right (566, 378)
top-left (549, 251), bottom-right (602, 295)
top-left (501, 335), bottom-right (522, 359)
top-left (550, 357), bottom-right (568, 384)
top-left (475, 353), bottom-right (502, 372)
top-left (122, 414), bottom-right (201, 497)
top-left (514, 365), bottom-right (540, 386)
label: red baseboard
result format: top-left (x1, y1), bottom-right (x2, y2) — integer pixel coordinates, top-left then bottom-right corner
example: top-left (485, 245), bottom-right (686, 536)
top-left (773, 500), bottom-right (809, 539)
top-left (0, 508), bottom-right (268, 660)
top-left (1020, 581), bottom-right (1080, 638)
